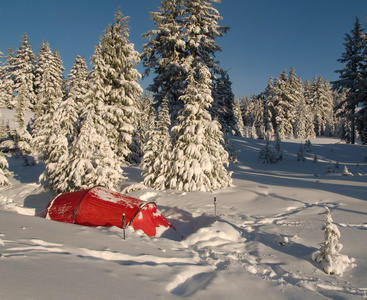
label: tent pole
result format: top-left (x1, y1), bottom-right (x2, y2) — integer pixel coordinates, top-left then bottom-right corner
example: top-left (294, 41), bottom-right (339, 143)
top-left (214, 197), bottom-right (217, 222)
top-left (122, 213), bottom-right (126, 240)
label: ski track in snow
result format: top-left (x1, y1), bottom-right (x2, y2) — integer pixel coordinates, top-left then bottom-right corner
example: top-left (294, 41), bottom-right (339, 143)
top-left (173, 199), bottom-right (367, 299)
top-left (1, 237), bottom-right (196, 265)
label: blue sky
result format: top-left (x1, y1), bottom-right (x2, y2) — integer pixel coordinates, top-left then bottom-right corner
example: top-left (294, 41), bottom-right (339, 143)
top-left (0, 1), bottom-right (366, 98)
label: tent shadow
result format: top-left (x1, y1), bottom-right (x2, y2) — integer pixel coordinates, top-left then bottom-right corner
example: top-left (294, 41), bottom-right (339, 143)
top-left (161, 205), bottom-right (215, 239)
top-left (23, 191), bottom-right (55, 216)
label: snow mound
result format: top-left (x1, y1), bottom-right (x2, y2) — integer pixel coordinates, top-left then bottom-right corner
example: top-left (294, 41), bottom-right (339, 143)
top-left (182, 220), bottom-right (246, 253)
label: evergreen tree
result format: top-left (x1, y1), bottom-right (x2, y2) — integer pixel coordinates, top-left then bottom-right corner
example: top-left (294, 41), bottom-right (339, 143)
top-left (100, 8), bottom-right (142, 162)
top-left (310, 76), bottom-right (334, 136)
top-left (141, 96), bottom-right (172, 190)
top-left (63, 43), bottom-right (125, 192)
top-left (211, 70), bottom-right (237, 135)
top-left (259, 138), bottom-right (283, 164)
top-left (297, 143), bottom-right (306, 162)
top-left (312, 206), bottom-right (355, 275)
top-left (271, 70), bottom-right (294, 139)
top-left (274, 138), bottom-right (283, 162)
top-left (244, 94), bottom-right (265, 139)
top-left (11, 33), bottom-right (36, 111)
top-left (64, 55), bottom-right (90, 112)
top-left (167, 66), bottom-right (232, 191)
top-left (333, 18), bottom-right (367, 144)
top-left (39, 58), bottom-right (84, 192)
top-left (0, 48), bottom-right (15, 109)
top-left (233, 97), bottom-right (246, 137)
top-left (13, 83), bottom-right (32, 157)
top-left (294, 93), bottom-right (315, 139)
top-left (32, 42), bottom-right (65, 160)
top-left (137, 92), bottom-right (156, 151)
top-left (263, 78), bottom-right (275, 140)
top-left (141, 0), bottom-right (187, 122)
top-left (0, 152), bottom-right (11, 186)
top-left (65, 102), bottom-right (124, 191)
top-left (182, 0), bottom-right (228, 70)
top-left (142, 0), bottom-right (228, 124)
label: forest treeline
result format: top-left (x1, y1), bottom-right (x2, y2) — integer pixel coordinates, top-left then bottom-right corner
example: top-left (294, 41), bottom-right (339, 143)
top-left (0, 1), bottom-right (366, 193)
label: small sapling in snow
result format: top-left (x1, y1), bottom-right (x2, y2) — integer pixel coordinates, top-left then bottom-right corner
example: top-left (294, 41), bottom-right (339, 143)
top-left (311, 206), bottom-right (355, 275)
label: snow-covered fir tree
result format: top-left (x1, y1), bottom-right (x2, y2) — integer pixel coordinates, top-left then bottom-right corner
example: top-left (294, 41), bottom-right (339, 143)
top-left (142, 0), bottom-right (229, 125)
top-left (0, 117), bottom-right (8, 142)
top-left (11, 33), bottom-right (37, 111)
top-left (142, 0), bottom-right (232, 192)
top-left (270, 70), bottom-right (295, 139)
top-left (244, 94), bottom-right (266, 139)
top-left (64, 55), bottom-right (90, 113)
top-left (34, 41), bottom-right (54, 106)
top-left (141, 96), bottom-right (172, 190)
top-left (259, 138), bottom-right (283, 164)
top-left (141, 0), bottom-right (187, 123)
top-left (38, 128), bottom-right (69, 192)
top-left (263, 78), bottom-right (275, 140)
top-left (334, 91), bottom-right (352, 142)
top-left (99, 8), bottom-right (142, 162)
top-left (309, 76), bottom-right (335, 137)
top-left (294, 91), bottom-right (315, 139)
top-left (182, 0), bottom-right (228, 70)
top-left (233, 97), bottom-right (246, 137)
top-left (286, 67), bottom-right (303, 128)
top-left (167, 65), bottom-right (232, 191)
top-left (32, 41), bottom-right (65, 161)
top-left (0, 152), bottom-right (11, 186)
top-left (297, 143), bottom-right (306, 162)
top-left (39, 56), bottom-right (86, 192)
top-left (259, 140), bottom-right (275, 164)
top-left (63, 43), bottom-right (125, 192)
top-left (312, 206), bottom-right (355, 275)
top-left (13, 83), bottom-right (32, 158)
top-left (0, 48), bottom-right (15, 109)
top-left (304, 139), bottom-right (312, 152)
top-left (274, 138), bottom-right (283, 162)
top-left (66, 102), bottom-right (125, 191)
top-left (250, 124), bottom-right (258, 139)
top-left (333, 17), bottom-right (367, 144)
top-left (211, 70), bottom-right (237, 135)
top-left (137, 92), bottom-right (156, 152)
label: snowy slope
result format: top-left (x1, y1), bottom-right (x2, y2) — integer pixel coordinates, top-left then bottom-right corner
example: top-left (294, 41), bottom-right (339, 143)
top-left (1, 136), bottom-right (367, 299)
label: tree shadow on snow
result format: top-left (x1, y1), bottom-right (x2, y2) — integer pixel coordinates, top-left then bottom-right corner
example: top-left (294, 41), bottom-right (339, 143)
top-left (7, 156), bottom-right (45, 184)
top-left (252, 230), bottom-right (318, 268)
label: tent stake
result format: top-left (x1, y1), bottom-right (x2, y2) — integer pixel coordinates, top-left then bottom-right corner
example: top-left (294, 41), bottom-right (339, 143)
top-left (214, 197), bottom-right (217, 222)
top-left (122, 213), bottom-right (126, 240)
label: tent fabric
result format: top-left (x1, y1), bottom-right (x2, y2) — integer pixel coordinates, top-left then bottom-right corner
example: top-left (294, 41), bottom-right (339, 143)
top-left (43, 186), bottom-right (174, 237)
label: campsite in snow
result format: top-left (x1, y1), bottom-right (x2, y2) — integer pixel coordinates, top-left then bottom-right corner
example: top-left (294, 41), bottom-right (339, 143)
top-left (1, 133), bottom-right (367, 299)
top-left (1, 0), bottom-right (367, 299)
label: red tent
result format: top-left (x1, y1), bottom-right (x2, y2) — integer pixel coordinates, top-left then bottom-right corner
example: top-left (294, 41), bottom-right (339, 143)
top-left (42, 186), bottom-right (176, 237)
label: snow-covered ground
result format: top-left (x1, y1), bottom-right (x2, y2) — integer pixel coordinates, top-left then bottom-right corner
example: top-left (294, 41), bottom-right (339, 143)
top-left (1, 134), bottom-right (367, 299)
